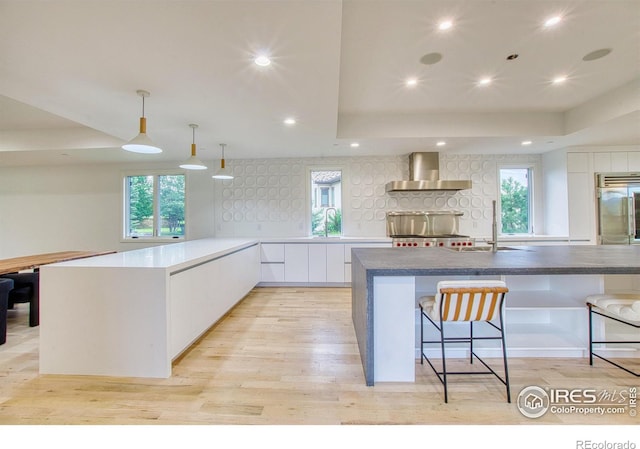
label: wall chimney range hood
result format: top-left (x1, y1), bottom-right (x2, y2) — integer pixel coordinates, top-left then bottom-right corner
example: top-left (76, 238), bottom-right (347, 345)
top-left (385, 152), bottom-right (471, 192)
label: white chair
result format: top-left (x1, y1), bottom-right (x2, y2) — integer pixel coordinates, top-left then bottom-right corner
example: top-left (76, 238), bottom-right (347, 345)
top-left (419, 280), bottom-right (510, 403)
top-left (586, 293), bottom-right (640, 377)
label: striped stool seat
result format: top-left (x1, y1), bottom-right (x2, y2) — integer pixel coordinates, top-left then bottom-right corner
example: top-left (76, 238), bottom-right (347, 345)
top-left (419, 281), bottom-right (507, 322)
top-left (419, 280), bottom-right (510, 403)
top-left (586, 293), bottom-right (640, 377)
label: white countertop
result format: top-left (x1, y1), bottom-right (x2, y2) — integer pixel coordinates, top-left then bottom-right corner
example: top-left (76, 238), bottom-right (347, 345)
top-left (259, 236), bottom-right (392, 243)
top-left (46, 238), bottom-right (259, 272)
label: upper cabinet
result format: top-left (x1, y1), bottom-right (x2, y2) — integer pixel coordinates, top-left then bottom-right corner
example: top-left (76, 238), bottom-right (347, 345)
top-left (593, 151), bottom-right (640, 172)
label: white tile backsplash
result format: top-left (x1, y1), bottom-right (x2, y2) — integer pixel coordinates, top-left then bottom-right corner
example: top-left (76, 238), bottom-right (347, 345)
top-left (213, 153), bottom-right (541, 238)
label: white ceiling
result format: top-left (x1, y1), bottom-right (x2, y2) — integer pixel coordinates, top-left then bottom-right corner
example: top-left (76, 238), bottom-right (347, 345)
top-left (0, 0), bottom-right (639, 167)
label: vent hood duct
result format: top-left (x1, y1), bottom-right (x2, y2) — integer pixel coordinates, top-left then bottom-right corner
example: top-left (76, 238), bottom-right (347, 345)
top-left (385, 152), bottom-right (472, 192)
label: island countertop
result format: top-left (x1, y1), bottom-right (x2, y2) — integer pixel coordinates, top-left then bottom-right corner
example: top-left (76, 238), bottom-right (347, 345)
top-left (351, 245), bottom-right (640, 276)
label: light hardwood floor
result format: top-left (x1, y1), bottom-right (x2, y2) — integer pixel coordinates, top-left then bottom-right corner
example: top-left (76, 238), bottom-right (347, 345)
top-left (0, 287), bottom-right (637, 425)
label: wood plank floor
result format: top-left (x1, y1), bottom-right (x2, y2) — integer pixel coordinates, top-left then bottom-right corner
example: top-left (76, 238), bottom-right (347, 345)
top-left (0, 287), bottom-right (638, 426)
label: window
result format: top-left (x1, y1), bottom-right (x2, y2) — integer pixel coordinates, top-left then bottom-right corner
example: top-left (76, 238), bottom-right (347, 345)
top-left (124, 172), bottom-right (186, 239)
top-left (310, 170), bottom-right (342, 237)
top-left (499, 166), bottom-right (532, 234)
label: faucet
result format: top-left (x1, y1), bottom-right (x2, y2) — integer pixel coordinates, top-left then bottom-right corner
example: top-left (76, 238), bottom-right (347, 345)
top-left (488, 200), bottom-right (498, 252)
top-left (324, 207), bottom-right (337, 237)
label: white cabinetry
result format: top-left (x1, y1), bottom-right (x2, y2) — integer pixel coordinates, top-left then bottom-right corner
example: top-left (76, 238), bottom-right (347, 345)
top-left (308, 243), bottom-right (346, 283)
top-left (260, 243), bottom-right (285, 282)
top-left (594, 150), bottom-right (640, 172)
top-left (308, 244), bottom-right (327, 282)
top-left (567, 152), bottom-right (595, 243)
top-left (628, 152), bottom-right (640, 171)
top-left (285, 244), bottom-right (309, 282)
top-left (327, 244), bottom-right (346, 282)
top-left (259, 240), bottom-right (389, 285)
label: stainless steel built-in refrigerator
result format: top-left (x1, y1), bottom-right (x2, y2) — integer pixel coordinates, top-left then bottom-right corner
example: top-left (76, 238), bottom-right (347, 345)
top-left (596, 173), bottom-right (640, 245)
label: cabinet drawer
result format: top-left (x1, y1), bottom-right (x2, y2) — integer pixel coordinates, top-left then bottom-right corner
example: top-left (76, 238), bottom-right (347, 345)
top-left (261, 243), bottom-right (285, 262)
top-left (261, 263), bottom-right (285, 282)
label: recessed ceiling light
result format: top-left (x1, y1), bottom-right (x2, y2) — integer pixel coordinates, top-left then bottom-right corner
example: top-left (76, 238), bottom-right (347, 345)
top-left (254, 55), bottom-right (271, 66)
top-left (350, 142), bottom-right (360, 148)
top-left (552, 76), bottom-right (567, 84)
top-left (406, 78), bottom-right (418, 87)
top-left (544, 16), bottom-right (562, 27)
top-left (583, 48), bottom-right (612, 61)
top-left (438, 20), bottom-right (453, 31)
top-left (284, 118), bottom-right (296, 125)
top-left (521, 140), bottom-right (533, 146)
top-left (478, 77), bottom-right (492, 86)
top-left (436, 141), bottom-right (446, 147)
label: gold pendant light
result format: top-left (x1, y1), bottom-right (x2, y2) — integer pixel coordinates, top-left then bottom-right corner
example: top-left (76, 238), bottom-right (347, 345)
top-left (122, 90), bottom-right (162, 154)
top-left (211, 143), bottom-right (234, 180)
top-left (179, 124), bottom-right (207, 170)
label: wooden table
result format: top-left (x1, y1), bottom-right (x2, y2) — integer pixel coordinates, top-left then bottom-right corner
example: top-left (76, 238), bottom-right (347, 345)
top-left (0, 250), bottom-right (115, 327)
top-left (0, 251), bottom-right (115, 275)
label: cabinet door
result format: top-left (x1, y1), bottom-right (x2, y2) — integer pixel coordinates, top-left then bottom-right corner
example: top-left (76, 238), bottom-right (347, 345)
top-left (326, 244), bottom-right (345, 282)
top-left (308, 244), bottom-right (327, 282)
top-left (284, 244), bottom-right (309, 282)
top-left (567, 172), bottom-right (594, 241)
top-left (611, 152), bottom-right (629, 172)
top-left (627, 152), bottom-right (640, 171)
top-left (567, 152), bottom-right (589, 172)
top-left (593, 153), bottom-right (611, 172)
top-left (261, 263), bottom-right (285, 282)
top-left (261, 243), bottom-right (285, 262)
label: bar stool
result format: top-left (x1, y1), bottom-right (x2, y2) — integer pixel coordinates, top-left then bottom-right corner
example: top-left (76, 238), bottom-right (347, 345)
top-left (419, 280), bottom-right (510, 403)
top-left (586, 293), bottom-right (640, 377)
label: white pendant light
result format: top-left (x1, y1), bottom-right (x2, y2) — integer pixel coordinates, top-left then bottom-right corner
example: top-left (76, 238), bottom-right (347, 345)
top-left (122, 90), bottom-right (162, 154)
top-left (179, 124), bottom-right (207, 170)
top-left (211, 143), bottom-right (234, 180)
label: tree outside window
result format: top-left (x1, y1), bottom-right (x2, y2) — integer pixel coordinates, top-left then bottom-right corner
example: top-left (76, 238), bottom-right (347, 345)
top-left (499, 167), bottom-right (531, 234)
top-left (125, 173), bottom-right (185, 238)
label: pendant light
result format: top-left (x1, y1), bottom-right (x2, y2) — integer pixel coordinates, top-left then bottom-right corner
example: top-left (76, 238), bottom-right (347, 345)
top-left (122, 89), bottom-right (162, 154)
top-left (179, 124), bottom-right (207, 170)
top-left (211, 143), bottom-right (234, 180)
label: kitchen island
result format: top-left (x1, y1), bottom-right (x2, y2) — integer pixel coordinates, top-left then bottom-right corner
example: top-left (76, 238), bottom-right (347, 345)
top-left (351, 245), bottom-right (640, 385)
top-left (40, 238), bottom-right (260, 378)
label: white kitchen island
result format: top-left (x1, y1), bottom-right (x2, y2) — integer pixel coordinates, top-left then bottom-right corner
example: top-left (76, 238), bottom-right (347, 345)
top-left (39, 238), bottom-right (260, 378)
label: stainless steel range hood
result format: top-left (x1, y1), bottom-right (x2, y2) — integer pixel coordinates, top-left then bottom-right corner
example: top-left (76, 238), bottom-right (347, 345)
top-left (385, 152), bottom-right (472, 192)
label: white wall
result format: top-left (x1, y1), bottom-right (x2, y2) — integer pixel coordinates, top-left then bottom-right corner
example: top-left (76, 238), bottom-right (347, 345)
top-left (0, 162), bottom-right (215, 258)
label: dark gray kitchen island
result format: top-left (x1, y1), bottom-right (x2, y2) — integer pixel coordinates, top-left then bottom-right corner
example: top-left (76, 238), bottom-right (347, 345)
top-left (351, 245), bottom-right (640, 385)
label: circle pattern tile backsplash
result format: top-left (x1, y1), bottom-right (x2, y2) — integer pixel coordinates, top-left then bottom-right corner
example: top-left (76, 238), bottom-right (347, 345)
top-left (214, 153), bottom-right (541, 237)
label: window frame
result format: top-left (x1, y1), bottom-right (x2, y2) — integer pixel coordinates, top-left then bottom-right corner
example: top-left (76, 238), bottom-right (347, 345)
top-left (121, 169), bottom-right (187, 242)
top-left (497, 162), bottom-right (541, 236)
top-left (307, 166), bottom-right (344, 237)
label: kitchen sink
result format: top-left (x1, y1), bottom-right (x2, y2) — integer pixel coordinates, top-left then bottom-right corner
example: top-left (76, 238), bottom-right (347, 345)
top-left (447, 246), bottom-right (520, 252)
